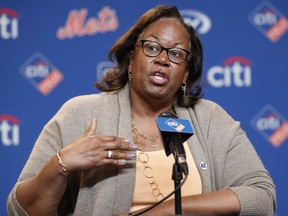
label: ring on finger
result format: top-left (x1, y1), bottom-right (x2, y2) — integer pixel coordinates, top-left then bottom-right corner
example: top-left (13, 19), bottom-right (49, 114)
top-left (107, 150), bottom-right (113, 159)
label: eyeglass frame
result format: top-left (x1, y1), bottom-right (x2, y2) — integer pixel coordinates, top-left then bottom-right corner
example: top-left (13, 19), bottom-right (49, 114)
top-left (138, 39), bottom-right (192, 64)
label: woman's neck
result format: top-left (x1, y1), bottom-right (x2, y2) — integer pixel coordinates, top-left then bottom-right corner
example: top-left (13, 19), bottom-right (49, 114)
top-left (129, 90), bottom-right (174, 118)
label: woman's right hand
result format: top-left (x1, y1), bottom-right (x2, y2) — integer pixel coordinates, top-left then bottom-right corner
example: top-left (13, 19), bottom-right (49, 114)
top-left (59, 117), bottom-right (138, 173)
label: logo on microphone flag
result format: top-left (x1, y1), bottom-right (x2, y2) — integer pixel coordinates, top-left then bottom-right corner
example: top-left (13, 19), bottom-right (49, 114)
top-left (156, 116), bottom-right (194, 157)
top-left (165, 118), bottom-right (185, 132)
top-left (156, 117), bottom-right (193, 135)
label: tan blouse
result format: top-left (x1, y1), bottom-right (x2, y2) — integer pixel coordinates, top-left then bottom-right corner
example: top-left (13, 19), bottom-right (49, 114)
top-left (130, 142), bottom-right (202, 212)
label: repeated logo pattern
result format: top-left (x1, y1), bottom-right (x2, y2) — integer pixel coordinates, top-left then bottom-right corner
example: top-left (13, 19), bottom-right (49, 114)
top-left (207, 56), bottom-right (252, 88)
top-left (249, 1), bottom-right (288, 42)
top-left (1, 2), bottom-right (287, 215)
top-left (251, 105), bottom-right (288, 147)
top-left (180, 9), bottom-right (212, 35)
top-left (0, 114), bottom-right (20, 146)
top-left (57, 6), bottom-right (118, 40)
top-left (19, 52), bottom-right (64, 95)
top-left (0, 8), bottom-right (19, 39)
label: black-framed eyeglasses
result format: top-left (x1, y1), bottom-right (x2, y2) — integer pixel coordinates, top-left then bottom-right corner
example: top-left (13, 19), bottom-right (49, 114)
top-left (139, 39), bottom-right (191, 64)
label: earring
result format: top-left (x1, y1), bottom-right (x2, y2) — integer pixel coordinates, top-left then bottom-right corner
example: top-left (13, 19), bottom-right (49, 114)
top-left (128, 71), bottom-right (132, 86)
top-left (181, 83), bottom-right (186, 96)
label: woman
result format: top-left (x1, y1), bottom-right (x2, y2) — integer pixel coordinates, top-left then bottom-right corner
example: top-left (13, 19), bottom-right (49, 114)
top-left (7, 5), bottom-right (276, 216)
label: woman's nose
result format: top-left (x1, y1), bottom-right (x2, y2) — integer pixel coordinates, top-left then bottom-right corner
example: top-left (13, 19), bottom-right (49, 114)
top-left (154, 50), bottom-right (170, 65)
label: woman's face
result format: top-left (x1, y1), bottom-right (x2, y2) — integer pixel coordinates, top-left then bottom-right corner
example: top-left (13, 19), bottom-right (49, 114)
top-left (129, 18), bottom-right (190, 102)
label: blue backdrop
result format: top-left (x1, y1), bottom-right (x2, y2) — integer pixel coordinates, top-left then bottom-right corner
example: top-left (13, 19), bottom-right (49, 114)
top-left (1, 1), bottom-right (287, 215)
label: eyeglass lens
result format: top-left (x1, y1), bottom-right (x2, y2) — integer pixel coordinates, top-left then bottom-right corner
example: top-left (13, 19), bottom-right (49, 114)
top-left (141, 40), bottom-right (190, 63)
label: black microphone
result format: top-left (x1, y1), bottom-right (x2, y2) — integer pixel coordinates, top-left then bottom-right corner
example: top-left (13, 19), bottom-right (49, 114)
top-left (156, 112), bottom-right (194, 176)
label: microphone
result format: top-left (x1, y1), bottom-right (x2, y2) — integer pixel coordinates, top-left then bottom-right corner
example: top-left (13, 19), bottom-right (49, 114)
top-left (156, 112), bottom-right (194, 176)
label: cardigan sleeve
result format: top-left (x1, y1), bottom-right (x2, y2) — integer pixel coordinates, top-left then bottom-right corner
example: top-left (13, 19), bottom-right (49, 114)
top-left (6, 96), bottom-right (89, 215)
top-left (205, 101), bottom-right (276, 215)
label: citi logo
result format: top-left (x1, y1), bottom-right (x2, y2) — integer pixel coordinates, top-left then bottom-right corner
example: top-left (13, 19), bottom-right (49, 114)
top-left (57, 6), bottom-right (118, 40)
top-left (253, 9), bottom-right (277, 26)
top-left (0, 114), bottom-right (20, 146)
top-left (256, 113), bottom-right (280, 131)
top-left (0, 8), bottom-right (19, 39)
top-left (165, 119), bottom-right (185, 132)
top-left (19, 52), bottom-right (64, 95)
top-left (180, 9), bottom-right (211, 35)
top-left (248, 1), bottom-right (288, 42)
top-left (251, 105), bottom-right (288, 147)
top-left (207, 56), bottom-right (252, 88)
top-left (25, 61), bottom-right (49, 78)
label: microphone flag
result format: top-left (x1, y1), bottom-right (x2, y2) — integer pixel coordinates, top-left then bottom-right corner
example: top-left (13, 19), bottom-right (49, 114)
top-left (156, 114), bottom-right (194, 157)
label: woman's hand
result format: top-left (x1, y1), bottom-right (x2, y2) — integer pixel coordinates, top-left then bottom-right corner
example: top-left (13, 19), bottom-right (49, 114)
top-left (60, 117), bottom-right (138, 173)
top-left (14, 117), bottom-right (138, 216)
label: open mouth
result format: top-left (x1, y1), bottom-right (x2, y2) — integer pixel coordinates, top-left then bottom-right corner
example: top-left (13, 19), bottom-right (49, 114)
top-left (150, 71), bottom-right (168, 85)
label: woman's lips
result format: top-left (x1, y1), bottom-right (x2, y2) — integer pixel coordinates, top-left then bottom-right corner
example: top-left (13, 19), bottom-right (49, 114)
top-left (150, 71), bottom-right (168, 85)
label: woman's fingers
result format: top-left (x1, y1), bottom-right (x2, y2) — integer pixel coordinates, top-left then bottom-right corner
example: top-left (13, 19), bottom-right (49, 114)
top-left (61, 117), bottom-right (140, 171)
top-left (101, 149), bottom-right (137, 166)
top-left (88, 137), bottom-right (138, 164)
top-left (104, 149), bottom-right (137, 160)
top-left (98, 137), bottom-right (139, 151)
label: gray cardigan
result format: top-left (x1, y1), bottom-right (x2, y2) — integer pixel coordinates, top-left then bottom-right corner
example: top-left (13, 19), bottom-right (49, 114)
top-left (8, 85), bottom-right (276, 216)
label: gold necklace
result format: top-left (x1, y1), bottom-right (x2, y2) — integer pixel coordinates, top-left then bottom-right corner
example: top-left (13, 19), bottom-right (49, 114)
top-left (133, 127), bottom-right (160, 150)
top-left (131, 109), bottom-right (164, 201)
top-left (130, 109), bottom-right (161, 151)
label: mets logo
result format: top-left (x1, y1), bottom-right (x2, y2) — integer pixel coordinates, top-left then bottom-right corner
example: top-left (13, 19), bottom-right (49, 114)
top-left (251, 105), bottom-right (288, 147)
top-left (0, 114), bottom-right (20, 146)
top-left (207, 56), bottom-right (252, 88)
top-left (19, 52), bottom-right (64, 95)
top-left (248, 1), bottom-right (288, 42)
top-left (180, 9), bottom-right (211, 35)
top-left (0, 8), bottom-right (19, 39)
top-left (165, 118), bottom-right (185, 132)
top-left (57, 6), bottom-right (118, 40)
